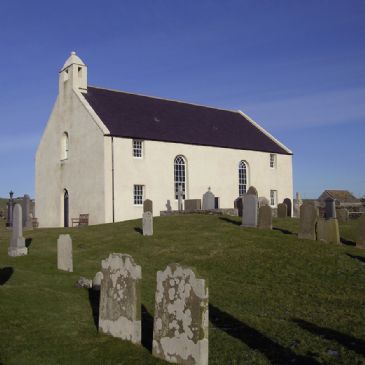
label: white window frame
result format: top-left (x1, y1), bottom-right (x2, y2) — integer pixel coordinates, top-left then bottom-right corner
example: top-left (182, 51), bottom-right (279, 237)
top-left (133, 185), bottom-right (144, 205)
top-left (270, 190), bottom-right (277, 206)
top-left (174, 155), bottom-right (186, 199)
top-left (270, 154), bottom-right (276, 168)
top-left (61, 132), bottom-right (69, 161)
top-left (132, 139), bottom-right (143, 158)
top-left (238, 160), bottom-right (248, 196)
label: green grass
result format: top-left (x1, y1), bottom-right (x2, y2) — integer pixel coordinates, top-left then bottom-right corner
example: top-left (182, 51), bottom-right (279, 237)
top-left (0, 215), bottom-right (364, 365)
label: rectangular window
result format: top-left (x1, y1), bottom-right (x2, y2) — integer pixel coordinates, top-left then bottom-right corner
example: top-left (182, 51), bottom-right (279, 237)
top-left (133, 140), bottom-right (143, 158)
top-left (133, 185), bottom-right (144, 205)
top-left (270, 154), bottom-right (276, 168)
top-left (270, 190), bottom-right (277, 206)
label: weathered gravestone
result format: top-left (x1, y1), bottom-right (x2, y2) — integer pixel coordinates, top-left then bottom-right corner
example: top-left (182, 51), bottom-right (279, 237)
top-left (166, 200), bottom-right (172, 212)
top-left (298, 202), bottom-right (318, 240)
top-left (234, 197), bottom-right (244, 217)
top-left (258, 205), bottom-right (272, 230)
top-left (22, 194), bottom-right (33, 229)
top-left (143, 199), bottom-right (153, 214)
top-left (202, 187), bottom-right (215, 210)
top-left (177, 186), bottom-right (184, 211)
top-left (356, 214), bottom-right (365, 249)
top-left (142, 211), bottom-right (153, 236)
top-left (246, 186), bottom-right (258, 196)
top-left (184, 199), bottom-right (201, 211)
top-left (99, 253), bottom-right (142, 344)
top-left (336, 208), bottom-right (349, 222)
top-left (317, 218), bottom-right (340, 244)
top-left (8, 204), bottom-right (28, 257)
top-left (277, 203), bottom-right (287, 218)
top-left (241, 194), bottom-right (258, 228)
top-left (283, 198), bottom-right (292, 217)
top-left (324, 197), bottom-right (336, 219)
top-left (57, 234), bottom-right (73, 272)
top-left (258, 196), bottom-right (269, 208)
top-left (152, 263), bottom-right (208, 365)
top-left (6, 191), bottom-right (14, 227)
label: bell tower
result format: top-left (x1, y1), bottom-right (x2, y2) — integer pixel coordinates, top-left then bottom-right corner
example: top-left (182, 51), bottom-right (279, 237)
top-left (59, 51), bottom-right (87, 94)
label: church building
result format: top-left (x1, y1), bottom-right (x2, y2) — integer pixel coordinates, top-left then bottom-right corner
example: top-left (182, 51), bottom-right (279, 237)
top-left (35, 52), bottom-right (293, 227)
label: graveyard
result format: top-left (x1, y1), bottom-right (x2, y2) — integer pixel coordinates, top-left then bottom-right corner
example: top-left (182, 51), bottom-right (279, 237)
top-left (0, 214), bottom-right (364, 365)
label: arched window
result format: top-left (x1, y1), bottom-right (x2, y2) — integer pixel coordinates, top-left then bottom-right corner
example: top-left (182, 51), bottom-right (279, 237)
top-left (61, 132), bottom-right (69, 160)
top-left (238, 161), bottom-right (248, 196)
top-left (174, 155), bottom-right (186, 199)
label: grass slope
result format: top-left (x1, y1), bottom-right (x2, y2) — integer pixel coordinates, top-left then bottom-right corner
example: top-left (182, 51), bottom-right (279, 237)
top-left (0, 215), bottom-right (364, 365)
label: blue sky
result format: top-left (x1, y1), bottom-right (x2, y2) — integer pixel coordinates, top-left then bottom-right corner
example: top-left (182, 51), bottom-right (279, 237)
top-left (0, 0), bottom-right (364, 199)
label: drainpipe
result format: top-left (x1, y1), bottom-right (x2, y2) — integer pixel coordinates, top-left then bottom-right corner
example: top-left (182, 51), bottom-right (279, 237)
top-left (111, 137), bottom-right (115, 223)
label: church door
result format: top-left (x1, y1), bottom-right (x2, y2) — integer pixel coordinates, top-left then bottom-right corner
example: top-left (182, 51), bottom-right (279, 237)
top-left (64, 189), bottom-right (69, 227)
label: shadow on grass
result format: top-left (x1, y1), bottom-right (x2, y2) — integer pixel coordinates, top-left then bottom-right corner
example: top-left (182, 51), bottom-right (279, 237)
top-left (340, 237), bottom-right (356, 246)
top-left (219, 217), bottom-right (241, 226)
top-left (88, 289), bottom-right (100, 331)
top-left (346, 253), bottom-right (365, 263)
top-left (273, 227), bottom-right (294, 235)
top-left (293, 319), bottom-right (365, 356)
top-left (0, 267), bottom-right (14, 286)
top-left (142, 304), bottom-right (154, 352)
top-left (210, 304), bottom-right (320, 365)
top-left (25, 238), bottom-right (32, 248)
top-left (134, 227), bottom-right (143, 235)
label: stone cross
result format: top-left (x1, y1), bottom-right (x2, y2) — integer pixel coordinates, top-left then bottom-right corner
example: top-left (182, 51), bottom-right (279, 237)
top-left (202, 187), bottom-right (215, 210)
top-left (142, 211), bottom-right (153, 236)
top-left (99, 253), bottom-right (142, 344)
top-left (258, 205), bottom-right (272, 230)
top-left (8, 203), bottom-right (28, 256)
top-left (152, 263), bottom-right (208, 365)
top-left (356, 214), bottom-right (365, 249)
top-left (241, 194), bottom-right (258, 228)
top-left (298, 202), bottom-right (318, 240)
top-left (177, 185), bottom-right (183, 211)
top-left (324, 197), bottom-right (336, 219)
top-left (22, 194), bottom-right (33, 229)
top-left (317, 218), bottom-right (340, 244)
top-left (143, 199), bottom-right (153, 214)
top-left (57, 234), bottom-right (73, 272)
top-left (277, 203), bottom-right (287, 218)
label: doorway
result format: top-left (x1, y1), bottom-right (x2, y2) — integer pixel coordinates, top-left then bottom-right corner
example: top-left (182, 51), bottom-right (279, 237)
top-left (64, 189), bottom-right (69, 227)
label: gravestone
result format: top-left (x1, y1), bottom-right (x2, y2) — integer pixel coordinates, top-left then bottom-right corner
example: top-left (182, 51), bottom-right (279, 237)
top-left (324, 197), bottom-right (336, 219)
top-left (92, 271), bottom-right (103, 290)
top-left (283, 198), bottom-right (292, 217)
top-left (356, 214), bottom-right (365, 249)
top-left (143, 211), bottom-right (153, 236)
top-left (234, 197), bottom-right (244, 217)
top-left (166, 200), bottom-right (172, 212)
top-left (8, 204), bottom-right (28, 256)
top-left (99, 253), bottom-right (142, 344)
top-left (202, 187), bottom-right (215, 210)
top-left (241, 194), bottom-right (258, 228)
top-left (22, 194), bottom-right (33, 229)
top-left (277, 203), bottom-right (287, 218)
top-left (298, 202), bottom-right (318, 240)
top-left (177, 186), bottom-right (183, 211)
top-left (258, 205), bottom-right (272, 230)
top-left (293, 192), bottom-right (303, 218)
top-left (336, 208), bottom-right (349, 222)
top-left (317, 218), bottom-right (340, 244)
top-left (246, 186), bottom-right (258, 196)
top-left (184, 199), bottom-right (201, 211)
top-left (143, 199), bottom-right (153, 214)
top-left (6, 191), bottom-right (14, 227)
top-left (152, 263), bottom-right (208, 365)
top-left (258, 196), bottom-right (269, 208)
top-left (57, 234), bottom-right (73, 272)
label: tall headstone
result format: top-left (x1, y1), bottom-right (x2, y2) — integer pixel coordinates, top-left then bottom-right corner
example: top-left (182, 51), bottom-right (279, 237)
top-left (6, 191), bottom-right (14, 227)
top-left (234, 197), bottom-right (244, 217)
top-left (57, 234), bottom-right (73, 272)
top-left (142, 211), bottom-right (153, 236)
top-left (356, 214), bottom-right (365, 249)
top-left (317, 218), bottom-right (340, 245)
top-left (99, 253), bottom-right (142, 344)
top-left (241, 194), bottom-right (258, 228)
top-left (8, 204), bottom-right (28, 256)
top-left (143, 199), bottom-right (153, 214)
top-left (277, 203), bottom-right (287, 218)
top-left (22, 194), bottom-right (33, 229)
top-left (298, 202), bottom-right (318, 240)
top-left (152, 263), bottom-right (208, 365)
top-left (202, 187), bottom-right (215, 210)
top-left (324, 197), bottom-right (336, 219)
top-left (177, 186), bottom-right (183, 212)
top-left (283, 198), bottom-right (292, 217)
top-left (258, 205), bottom-right (272, 230)
top-left (246, 186), bottom-right (258, 196)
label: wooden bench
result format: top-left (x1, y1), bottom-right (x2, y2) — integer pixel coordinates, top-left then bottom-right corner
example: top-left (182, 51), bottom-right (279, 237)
top-left (71, 214), bottom-right (89, 227)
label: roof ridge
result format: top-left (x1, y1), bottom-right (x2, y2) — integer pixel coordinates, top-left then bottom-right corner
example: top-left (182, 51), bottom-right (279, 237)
top-left (87, 85), bottom-right (239, 114)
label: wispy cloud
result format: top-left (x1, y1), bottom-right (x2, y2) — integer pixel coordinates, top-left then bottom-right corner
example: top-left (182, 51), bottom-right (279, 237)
top-left (241, 88), bottom-right (365, 130)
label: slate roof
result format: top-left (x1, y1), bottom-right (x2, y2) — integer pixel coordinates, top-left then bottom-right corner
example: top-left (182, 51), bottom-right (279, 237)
top-left (321, 190), bottom-right (360, 203)
top-left (83, 86), bottom-right (291, 155)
